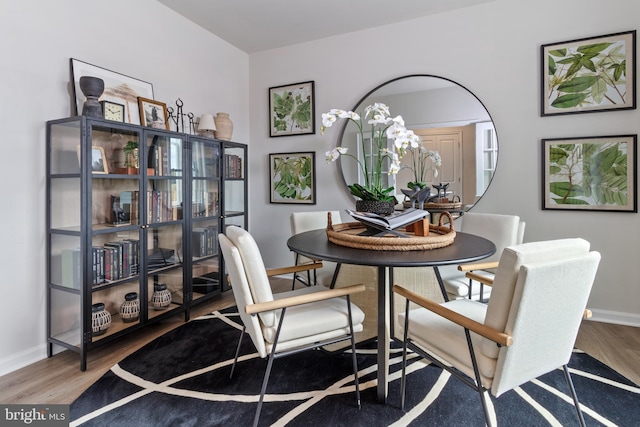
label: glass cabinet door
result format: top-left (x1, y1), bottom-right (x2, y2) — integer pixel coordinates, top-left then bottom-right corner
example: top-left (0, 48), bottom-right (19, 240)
top-left (143, 132), bottom-right (185, 318)
top-left (190, 138), bottom-right (221, 303)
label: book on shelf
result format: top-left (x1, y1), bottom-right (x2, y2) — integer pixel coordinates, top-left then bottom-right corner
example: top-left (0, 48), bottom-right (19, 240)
top-left (346, 208), bottom-right (429, 231)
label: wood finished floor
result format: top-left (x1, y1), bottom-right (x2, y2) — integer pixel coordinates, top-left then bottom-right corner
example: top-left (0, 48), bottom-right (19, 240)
top-left (0, 278), bottom-right (638, 404)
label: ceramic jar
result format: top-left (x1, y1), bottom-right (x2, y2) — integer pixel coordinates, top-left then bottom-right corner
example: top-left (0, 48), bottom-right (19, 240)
top-left (120, 292), bottom-right (140, 323)
top-left (152, 283), bottom-right (172, 310)
top-left (91, 302), bottom-right (111, 336)
top-left (79, 76), bottom-right (104, 117)
top-left (213, 112), bottom-right (233, 141)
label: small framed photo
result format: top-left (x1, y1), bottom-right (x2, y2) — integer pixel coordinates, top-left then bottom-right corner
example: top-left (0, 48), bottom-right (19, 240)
top-left (138, 97), bottom-right (169, 130)
top-left (542, 135), bottom-right (637, 212)
top-left (269, 81), bottom-right (315, 137)
top-left (90, 146), bottom-right (109, 174)
top-left (269, 152), bottom-right (316, 204)
top-left (541, 30), bottom-right (636, 116)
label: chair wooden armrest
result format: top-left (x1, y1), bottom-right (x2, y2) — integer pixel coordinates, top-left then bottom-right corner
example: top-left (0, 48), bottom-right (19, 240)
top-left (266, 261), bottom-right (323, 277)
top-left (583, 309), bottom-right (592, 319)
top-left (393, 284), bottom-right (512, 347)
top-left (457, 261), bottom-right (500, 272)
top-left (246, 284), bottom-right (366, 315)
top-left (465, 271), bottom-right (495, 287)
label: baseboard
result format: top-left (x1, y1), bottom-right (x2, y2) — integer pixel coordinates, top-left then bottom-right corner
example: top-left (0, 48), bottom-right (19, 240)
top-left (0, 344), bottom-right (48, 378)
top-left (589, 308), bottom-right (640, 327)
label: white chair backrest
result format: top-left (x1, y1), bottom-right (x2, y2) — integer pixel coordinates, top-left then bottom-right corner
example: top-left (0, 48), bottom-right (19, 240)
top-left (290, 210), bottom-right (342, 235)
top-left (218, 232), bottom-right (267, 357)
top-left (460, 213), bottom-right (523, 265)
top-left (491, 245), bottom-right (600, 396)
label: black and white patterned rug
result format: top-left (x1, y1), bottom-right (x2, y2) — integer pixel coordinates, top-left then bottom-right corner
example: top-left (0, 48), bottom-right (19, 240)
top-left (71, 308), bottom-right (640, 426)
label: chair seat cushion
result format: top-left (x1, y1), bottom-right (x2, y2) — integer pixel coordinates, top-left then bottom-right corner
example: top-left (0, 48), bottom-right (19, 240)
top-left (398, 299), bottom-right (497, 388)
top-left (262, 286), bottom-right (365, 352)
top-left (443, 272), bottom-right (494, 299)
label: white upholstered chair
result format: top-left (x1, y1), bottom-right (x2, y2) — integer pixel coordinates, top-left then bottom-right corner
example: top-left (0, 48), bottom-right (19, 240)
top-left (290, 210), bottom-right (343, 288)
top-left (218, 226), bottom-right (365, 426)
top-left (394, 238), bottom-right (600, 427)
top-left (439, 212), bottom-right (525, 301)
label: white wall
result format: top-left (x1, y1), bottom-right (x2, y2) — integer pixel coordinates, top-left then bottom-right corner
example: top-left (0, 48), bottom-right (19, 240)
top-left (0, 0), bottom-right (249, 376)
top-left (248, 0), bottom-right (640, 325)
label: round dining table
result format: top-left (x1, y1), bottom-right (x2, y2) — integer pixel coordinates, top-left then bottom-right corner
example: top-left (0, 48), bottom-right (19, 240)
top-left (287, 229), bottom-right (496, 403)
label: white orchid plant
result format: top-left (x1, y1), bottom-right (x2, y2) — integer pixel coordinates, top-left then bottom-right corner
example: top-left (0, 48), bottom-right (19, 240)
top-left (322, 103), bottom-right (422, 202)
top-left (404, 147), bottom-right (442, 190)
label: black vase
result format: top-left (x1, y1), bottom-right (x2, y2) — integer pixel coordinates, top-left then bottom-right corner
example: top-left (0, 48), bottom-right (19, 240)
top-left (79, 76), bottom-right (104, 117)
top-left (355, 200), bottom-right (395, 215)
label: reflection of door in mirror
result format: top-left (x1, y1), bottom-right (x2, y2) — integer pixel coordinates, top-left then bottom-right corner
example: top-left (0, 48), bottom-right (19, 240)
top-left (397, 125), bottom-right (478, 206)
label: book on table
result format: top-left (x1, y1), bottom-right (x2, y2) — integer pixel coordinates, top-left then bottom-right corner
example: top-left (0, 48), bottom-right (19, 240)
top-left (345, 208), bottom-right (429, 236)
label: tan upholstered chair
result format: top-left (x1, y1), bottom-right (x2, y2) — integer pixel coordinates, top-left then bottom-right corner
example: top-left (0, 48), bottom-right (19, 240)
top-left (394, 238), bottom-right (600, 427)
top-left (218, 226), bottom-right (365, 426)
top-left (289, 210), bottom-right (343, 288)
top-left (439, 212), bottom-right (526, 301)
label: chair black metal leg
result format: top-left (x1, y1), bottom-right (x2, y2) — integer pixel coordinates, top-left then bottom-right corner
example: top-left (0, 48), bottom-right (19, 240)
top-left (230, 326), bottom-right (245, 379)
top-left (400, 298), bottom-right (411, 411)
top-left (464, 328), bottom-right (492, 427)
top-left (563, 364), bottom-right (586, 427)
top-left (329, 263), bottom-right (342, 289)
top-left (346, 295), bottom-right (361, 409)
top-left (254, 309), bottom-right (286, 427)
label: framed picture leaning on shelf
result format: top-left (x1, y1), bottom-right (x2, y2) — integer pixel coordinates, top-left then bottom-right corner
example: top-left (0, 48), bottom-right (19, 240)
top-left (138, 97), bottom-right (169, 130)
top-left (90, 146), bottom-right (109, 174)
top-left (269, 151), bottom-right (316, 204)
top-left (70, 58), bottom-right (154, 125)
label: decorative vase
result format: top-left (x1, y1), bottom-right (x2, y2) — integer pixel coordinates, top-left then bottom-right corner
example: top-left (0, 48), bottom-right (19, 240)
top-left (213, 112), bottom-right (233, 141)
top-left (79, 76), bottom-right (105, 117)
top-left (152, 283), bottom-right (172, 310)
top-left (120, 292), bottom-right (140, 323)
top-left (355, 200), bottom-right (395, 215)
top-left (91, 302), bottom-right (111, 336)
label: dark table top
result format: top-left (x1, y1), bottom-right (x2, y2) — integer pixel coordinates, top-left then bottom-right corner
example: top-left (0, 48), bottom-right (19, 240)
top-left (287, 229), bottom-right (496, 268)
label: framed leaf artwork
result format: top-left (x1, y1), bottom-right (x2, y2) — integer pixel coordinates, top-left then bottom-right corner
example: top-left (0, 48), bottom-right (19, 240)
top-left (269, 81), bottom-right (315, 137)
top-left (542, 135), bottom-right (637, 212)
top-left (269, 152), bottom-right (316, 204)
top-left (541, 30), bottom-right (636, 116)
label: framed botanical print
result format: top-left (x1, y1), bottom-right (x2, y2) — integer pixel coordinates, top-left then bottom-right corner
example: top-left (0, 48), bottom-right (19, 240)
top-left (542, 135), bottom-right (637, 212)
top-left (541, 31), bottom-right (636, 116)
top-left (269, 152), bottom-right (316, 204)
top-left (269, 81), bottom-right (315, 137)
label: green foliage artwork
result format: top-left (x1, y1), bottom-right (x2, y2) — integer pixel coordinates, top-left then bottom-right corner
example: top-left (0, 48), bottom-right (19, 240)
top-left (542, 31), bottom-right (635, 115)
top-left (269, 81), bottom-right (315, 136)
top-left (269, 152), bottom-right (316, 204)
top-left (543, 135), bottom-right (637, 212)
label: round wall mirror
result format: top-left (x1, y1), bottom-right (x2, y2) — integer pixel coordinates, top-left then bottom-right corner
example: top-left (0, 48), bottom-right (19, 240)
top-left (337, 74), bottom-right (498, 212)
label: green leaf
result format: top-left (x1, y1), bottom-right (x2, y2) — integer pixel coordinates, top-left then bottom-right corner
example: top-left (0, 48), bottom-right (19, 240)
top-left (549, 49), bottom-right (567, 57)
top-left (550, 181), bottom-right (582, 197)
top-left (557, 75), bottom-right (598, 93)
top-left (550, 92), bottom-right (589, 108)
top-left (548, 56), bottom-right (557, 74)
top-left (576, 42), bottom-right (613, 55)
top-left (591, 77), bottom-right (607, 104)
top-left (552, 197), bottom-right (589, 205)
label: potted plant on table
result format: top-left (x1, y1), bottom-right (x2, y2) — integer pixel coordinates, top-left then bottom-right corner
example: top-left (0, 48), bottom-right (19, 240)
top-left (322, 103), bottom-right (422, 215)
top-left (123, 140), bottom-right (139, 174)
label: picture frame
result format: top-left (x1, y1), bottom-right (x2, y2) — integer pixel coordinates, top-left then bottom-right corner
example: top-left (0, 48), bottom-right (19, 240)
top-left (269, 152), bottom-right (316, 204)
top-left (70, 58), bottom-right (154, 125)
top-left (90, 146), bottom-right (109, 174)
top-left (542, 135), bottom-right (637, 212)
top-left (269, 81), bottom-right (315, 137)
top-left (138, 97), bottom-right (169, 130)
top-left (541, 30), bottom-right (636, 116)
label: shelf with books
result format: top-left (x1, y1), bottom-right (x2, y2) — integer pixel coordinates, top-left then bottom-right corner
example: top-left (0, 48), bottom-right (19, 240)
top-left (47, 116), bottom-right (247, 370)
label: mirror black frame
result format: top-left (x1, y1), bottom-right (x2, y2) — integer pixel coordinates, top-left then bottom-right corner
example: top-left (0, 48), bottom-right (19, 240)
top-left (336, 74), bottom-right (498, 211)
